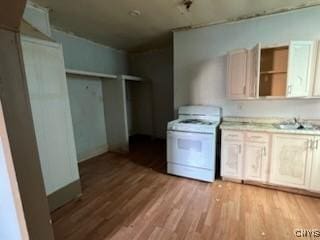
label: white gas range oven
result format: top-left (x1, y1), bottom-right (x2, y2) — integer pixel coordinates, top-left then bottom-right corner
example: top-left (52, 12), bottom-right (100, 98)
top-left (167, 105), bottom-right (221, 182)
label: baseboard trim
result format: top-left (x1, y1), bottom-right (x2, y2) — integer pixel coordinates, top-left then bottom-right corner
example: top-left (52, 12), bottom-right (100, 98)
top-left (244, 180), bottom-right (320, 198)
top-left (222, 177), bottom-right (243, 183)
top-left (47, 180), bottom-right (81, 212)
top-left (222, 178), bottom-right (320, 198)
top-left (78, 145), bottom-right (109, 163)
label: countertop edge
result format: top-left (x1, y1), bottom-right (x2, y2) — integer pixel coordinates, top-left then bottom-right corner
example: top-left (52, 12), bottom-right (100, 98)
top-left (220, 124), bottom-right (320, 136)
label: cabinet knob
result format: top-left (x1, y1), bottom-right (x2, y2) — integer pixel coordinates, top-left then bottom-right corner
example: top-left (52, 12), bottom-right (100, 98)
top-left (243, 85), bottom-right (246, 95)
top-left (306, 140), bottom-right (310, 150)
top-left (307, 139), bottom-right (314, 150)
top-left (250, 136), bottom-right (263, 139)
top-left (228, 134), bottom-right (237, 137)
top-left (287, 85), bottom-right (292, 95)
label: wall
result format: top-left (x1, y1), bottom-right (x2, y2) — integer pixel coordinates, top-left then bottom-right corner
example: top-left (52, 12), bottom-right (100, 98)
top-left (0, 0), bottom-right (26, 31)
top-left (1, 10), bottom-right (28, 240)
top-left (129, 48), bottom-right (174, 138)
top-left (0, 143), bottom-right (22, 240)
top-left (0, 103), bottom-right (27, 240)
top-left (52, 29), bottom-right (128, 160)
top-left (174, 6), bottom-right (320, 119)
top-left (125, 81), bottom-right (153, 137)
top-left (67, 76), bottom-right (107, 161)
top-left (0, 29), bottom-right (54, 240)
top-left (52, 29), bottom-right (127, 75)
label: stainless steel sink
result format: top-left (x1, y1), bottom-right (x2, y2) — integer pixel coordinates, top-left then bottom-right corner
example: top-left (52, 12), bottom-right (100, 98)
top-left (274, 123), bottom-right (300, 130)
top-left (274, 122), bottom-right (320, 130)
top-left (301, 123), bottom-right (320, 130)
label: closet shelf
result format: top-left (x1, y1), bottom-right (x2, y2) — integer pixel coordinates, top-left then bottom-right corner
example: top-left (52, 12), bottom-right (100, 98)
top-left (260, 70), bottom-right (287, 75)
top-left (119, 75), bottom-right (144, 81)
top-left (66, 69), bottom-right (117, 79)
top-left (65, 69), bottom-right (145, 82)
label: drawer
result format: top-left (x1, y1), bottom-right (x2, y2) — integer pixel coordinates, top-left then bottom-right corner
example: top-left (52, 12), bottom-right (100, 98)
top-left (222, 131), bottom-right (244, 141)
top-left (246, 132), bottom-right (269, 143)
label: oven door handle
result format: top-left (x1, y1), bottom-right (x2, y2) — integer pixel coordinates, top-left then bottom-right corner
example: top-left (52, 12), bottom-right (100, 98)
top-left (167, 130), bottom-right (213, 137)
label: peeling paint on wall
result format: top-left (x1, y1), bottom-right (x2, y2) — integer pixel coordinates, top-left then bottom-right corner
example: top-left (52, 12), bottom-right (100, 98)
top-left (173, 2), bottom-right (320, 32)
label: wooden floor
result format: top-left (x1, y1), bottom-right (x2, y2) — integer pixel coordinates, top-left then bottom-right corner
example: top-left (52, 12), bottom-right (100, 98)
top-left (52, 138), bottom-right (320, 240)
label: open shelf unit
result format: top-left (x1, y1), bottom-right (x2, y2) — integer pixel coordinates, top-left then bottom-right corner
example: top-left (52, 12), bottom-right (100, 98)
top-left (66, 69), bottom-right (144, 82)
top-left (259, 46), bottom-right (288, 97)
top-left (227, 41), bottom-right (315, 100)
top-left (260, 71), bottom-right (287, 75)
top-left (119, 74), bottom-right (144, 82)
top-left (65, 68), bottom-right (147, 153)
top-left (65, 68), bottom-right (117, 79)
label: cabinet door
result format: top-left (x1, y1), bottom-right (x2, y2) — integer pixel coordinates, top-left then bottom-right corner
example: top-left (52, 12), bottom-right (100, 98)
top-left (247, 44), bottom-right (261, 98)
top-left (310, 137), bottom-right (320, 191)
top-left (227, 49), bottom-right (248, 99)
top-left (22, 38), bottom-right (80, 195)
top-left (269, 134), bottom-right (312, 189)
top-left (244, 142), bottom-right (269, 182)
top-left (221, 138), bottom-right (244, 179)
top-left (313, 41), bottom-right (320, 97)
top-left (287, 41), bottom-right (314, 97)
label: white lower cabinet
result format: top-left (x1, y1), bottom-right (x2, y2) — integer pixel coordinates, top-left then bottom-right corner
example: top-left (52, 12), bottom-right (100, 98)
top-left (221, 130), bottom-right (320, 193)
top-left (269, 134), bottom-right (312, 189)
top-left (244, 141), bottom-right (269, 182)
top-left (310, 137), bottom-right (320, 192)
top-left (221, 131), bottom-right (244, 179)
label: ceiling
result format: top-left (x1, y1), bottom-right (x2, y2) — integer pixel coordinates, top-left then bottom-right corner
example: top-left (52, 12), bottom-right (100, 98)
top-left (32, 0), bottom-right (320, 52)
top-left (1, 0), bottom-right (26, 31)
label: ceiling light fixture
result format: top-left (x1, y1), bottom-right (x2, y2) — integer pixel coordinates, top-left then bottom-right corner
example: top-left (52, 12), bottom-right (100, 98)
top-left (183, 0), bottom-right (193, 10)
top-left (129, 10), bottom-right (141, 17)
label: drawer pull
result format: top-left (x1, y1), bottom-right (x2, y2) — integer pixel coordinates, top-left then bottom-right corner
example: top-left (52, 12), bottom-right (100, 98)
top-left (249, 136), bottom-right (263, 139)
top-left (306, 140), bottom-right (311, 150)
top-left (227, 134), bottom-right (239, 138)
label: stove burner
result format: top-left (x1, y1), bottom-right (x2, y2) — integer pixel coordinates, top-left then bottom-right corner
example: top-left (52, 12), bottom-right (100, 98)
top-left (179, 119), bottom-right (213, 125)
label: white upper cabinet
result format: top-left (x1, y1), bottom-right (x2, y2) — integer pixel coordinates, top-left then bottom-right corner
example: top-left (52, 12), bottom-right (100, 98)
top-left (226, 40), bottom-right (318, 99)
top-left (313, 41), bottom-right (320, 97)
top-left (246, 44), bottom-right (260, 98)
top-left (227, 49), bottom-right (248, 99)
top-left (269, 134), bottom-right (312, 189)
top-left (310, 136), bottom-right (320, 192)
top-left (287, 41), bottom-right (314, 97)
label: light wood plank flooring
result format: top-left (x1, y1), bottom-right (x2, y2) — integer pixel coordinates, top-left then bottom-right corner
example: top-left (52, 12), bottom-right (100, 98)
top-left (52, 139), bottom-right (320, 240)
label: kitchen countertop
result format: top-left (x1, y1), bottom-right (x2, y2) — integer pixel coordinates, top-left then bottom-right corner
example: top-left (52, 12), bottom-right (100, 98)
top-left (220, 117), bottom-right (320, 136)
